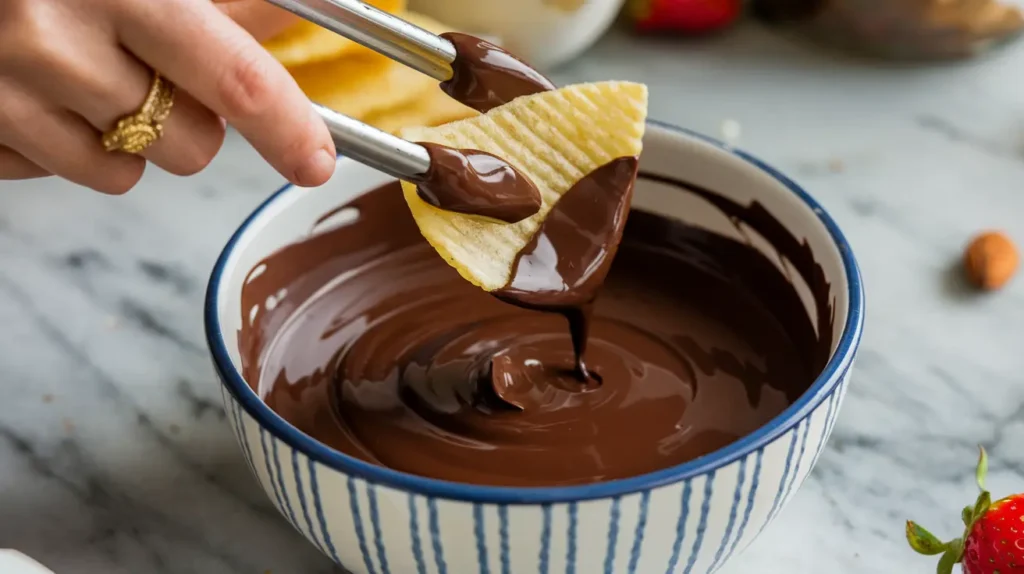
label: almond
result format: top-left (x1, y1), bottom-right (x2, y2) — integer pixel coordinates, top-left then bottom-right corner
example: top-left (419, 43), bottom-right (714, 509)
top-left (963, 231), bottom-right (1019, 290)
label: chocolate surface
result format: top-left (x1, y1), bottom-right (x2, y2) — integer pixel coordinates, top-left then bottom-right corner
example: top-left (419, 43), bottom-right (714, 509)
top-left (439, 32), bottom-right (557, 113)
top-left (414, 143), bottom-right (542, 224)
top-left (238, 176), bottom-right (834, 487)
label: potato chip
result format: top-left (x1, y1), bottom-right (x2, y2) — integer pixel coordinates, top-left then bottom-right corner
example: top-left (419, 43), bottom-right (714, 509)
top-left (284, 12), bottom-right (463, 120)
top-left (399, 81), bottom-right (649, 291)
top-left (289, 52), bottom-right (437, 119)
top-left (262, 0), bottom-right (406, 66)
top-left (543, 0), bottom-right (587, 12)
top-left (366, 88), bottom-right (479, 134)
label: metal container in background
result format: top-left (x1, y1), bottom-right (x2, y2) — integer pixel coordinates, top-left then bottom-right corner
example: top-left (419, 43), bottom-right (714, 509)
top-left (752, 0), bottom-right (1024, 60)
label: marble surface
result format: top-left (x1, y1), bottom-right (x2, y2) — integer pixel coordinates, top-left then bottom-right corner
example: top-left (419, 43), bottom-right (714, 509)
top-left (3, 21), bottom-right (1024, 574)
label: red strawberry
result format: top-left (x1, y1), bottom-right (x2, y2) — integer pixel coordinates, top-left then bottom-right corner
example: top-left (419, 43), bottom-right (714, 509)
top-left (628, 0), bottom-right (743, 33)
top-left (906, 448), bottom-right (1024, 573)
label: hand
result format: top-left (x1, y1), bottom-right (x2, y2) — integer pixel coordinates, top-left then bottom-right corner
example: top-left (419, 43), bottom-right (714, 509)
top-left (0, 0), bottom-right (335, 193)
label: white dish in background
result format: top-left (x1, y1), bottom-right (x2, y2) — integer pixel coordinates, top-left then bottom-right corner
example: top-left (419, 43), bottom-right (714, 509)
top-left (0, 551), bottom-right (55, 574)
top-left (409, 0), bottom-right (627, 69)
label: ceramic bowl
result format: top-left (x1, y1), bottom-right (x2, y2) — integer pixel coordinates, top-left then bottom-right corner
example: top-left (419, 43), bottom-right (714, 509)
top-left (205, 121), bottom-right (864, 574)
top-left (408, 0), bottom-right (626, 70)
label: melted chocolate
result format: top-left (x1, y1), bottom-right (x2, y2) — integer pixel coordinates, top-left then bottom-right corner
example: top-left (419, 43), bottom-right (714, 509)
top-left (238, 176), bottom-right (834, 487)
top-left (495, 157), bottom-right (639, 382)
top-left (439, 32), bottom-right (557, 113)
top-left (414, 143), bottom-right (542, 224)
top-left (638, 172), bottom-right (835, 371)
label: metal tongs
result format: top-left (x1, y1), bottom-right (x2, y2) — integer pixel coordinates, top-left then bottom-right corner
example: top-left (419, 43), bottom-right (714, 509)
top-left (266, 0), bottom-right (460, 182)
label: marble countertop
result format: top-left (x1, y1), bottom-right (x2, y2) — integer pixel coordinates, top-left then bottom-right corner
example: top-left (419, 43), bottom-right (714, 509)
top-left (3, 21), bottom-right (1024, 574)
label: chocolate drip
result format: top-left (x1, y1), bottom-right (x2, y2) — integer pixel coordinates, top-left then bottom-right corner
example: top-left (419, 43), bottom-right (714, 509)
top-left (239, 177), bottom-right (832, 487)
top-left (495, 157), bottom-right (640, 382)
top-left (414, 143), bottom-right (542, 223)
top-left (439, 32), bottom-right (557, 113)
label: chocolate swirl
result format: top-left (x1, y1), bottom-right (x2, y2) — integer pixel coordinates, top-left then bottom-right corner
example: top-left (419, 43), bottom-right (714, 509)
top-left (240, 179), bottom-right (828, 487)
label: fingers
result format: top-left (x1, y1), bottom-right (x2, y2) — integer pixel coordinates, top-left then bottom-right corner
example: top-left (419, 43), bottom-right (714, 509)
top-left (0, 83), bottom-right (145, 194)
top-left (10, 35), bottom-right (226, 177)
top-left (116, 0), bottom-right (336, 187)
top-left (143, 90), bottom-right (227, 176)
top-left (216, 0), bottom-right (299, 42)
top-left (0, 146), bottom-right (49, 180)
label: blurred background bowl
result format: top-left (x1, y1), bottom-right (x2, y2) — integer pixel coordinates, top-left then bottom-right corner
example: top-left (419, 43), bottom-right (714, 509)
top-left (408, 0), bottom-right (627, 69)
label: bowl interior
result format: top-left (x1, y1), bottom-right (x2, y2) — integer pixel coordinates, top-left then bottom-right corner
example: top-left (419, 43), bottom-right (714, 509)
top-left (208, 122), bottom-right (862, 498)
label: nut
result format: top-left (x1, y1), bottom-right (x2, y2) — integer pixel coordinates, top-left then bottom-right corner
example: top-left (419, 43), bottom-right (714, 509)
top-left (964, 231), bottom-right (1019, 290)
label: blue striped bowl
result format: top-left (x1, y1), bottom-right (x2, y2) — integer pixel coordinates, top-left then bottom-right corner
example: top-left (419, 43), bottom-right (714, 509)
top-left (205, 121), bottom-right (864, 574)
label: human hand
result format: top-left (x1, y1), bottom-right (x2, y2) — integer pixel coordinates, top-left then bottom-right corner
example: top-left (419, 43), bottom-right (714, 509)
top-left (0, 0), bottom-right (335, 193)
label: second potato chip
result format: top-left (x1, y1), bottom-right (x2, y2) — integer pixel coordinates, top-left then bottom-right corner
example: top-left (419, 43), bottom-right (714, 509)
top-left (262, 0), bottom-right (406, 67)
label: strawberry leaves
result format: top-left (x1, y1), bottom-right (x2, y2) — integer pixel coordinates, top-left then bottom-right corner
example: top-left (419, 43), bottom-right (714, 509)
top-left (905, 445), bottom-right (992, 572)
top-left (972, 490), bottom-right (992, 524)
top-left (937, 546), bottom-right (959, 574)
top-left (906, 522), bottom-right (946, 555)
top-left (967, 448), bottom-right (992, 531)
top-left (977, 446), bottom-right (988, 490)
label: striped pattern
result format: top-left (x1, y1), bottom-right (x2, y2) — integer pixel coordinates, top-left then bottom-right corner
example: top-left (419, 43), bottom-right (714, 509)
top-left (219, 367), bottom-right (850, 574)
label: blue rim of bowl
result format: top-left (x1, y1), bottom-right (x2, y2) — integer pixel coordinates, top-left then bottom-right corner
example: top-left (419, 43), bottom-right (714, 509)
top-left (204, 119), bottom-right (865, 504)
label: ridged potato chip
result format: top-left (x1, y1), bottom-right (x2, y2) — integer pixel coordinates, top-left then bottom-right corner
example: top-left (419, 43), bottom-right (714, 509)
top-left (366, 88), bottom-right (479, 134)
top-left (400, 81), bottom-right (648, 291)
top-left (285, 12), bottom-right (461, 120)
top-left (262, 0), bottom-right (406, 66)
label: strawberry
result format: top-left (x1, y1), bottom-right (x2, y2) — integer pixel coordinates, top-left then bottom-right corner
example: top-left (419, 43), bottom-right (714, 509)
top-left (628, 0), bottom-right (743, 33)
top-left (906, 448), bottom-right (1024, 573)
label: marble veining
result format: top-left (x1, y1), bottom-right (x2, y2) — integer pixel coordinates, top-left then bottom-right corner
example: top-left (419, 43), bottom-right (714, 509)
top-left (2, 22), bottom-right (1024, 573)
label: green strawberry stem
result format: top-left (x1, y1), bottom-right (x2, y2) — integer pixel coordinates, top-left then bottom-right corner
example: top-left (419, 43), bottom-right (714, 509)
top-left (905, 446), bottom-right (990, 574)
top-left (937, 547), bottom-right (960, 574)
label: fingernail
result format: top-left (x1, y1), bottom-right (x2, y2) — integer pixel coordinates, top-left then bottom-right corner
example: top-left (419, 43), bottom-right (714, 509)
top-left (294, 147), bottom-right (335, 187)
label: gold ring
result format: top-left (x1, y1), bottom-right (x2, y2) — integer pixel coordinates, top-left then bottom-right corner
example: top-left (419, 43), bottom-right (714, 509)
top-left (102, 73), bottom-right (176, 154)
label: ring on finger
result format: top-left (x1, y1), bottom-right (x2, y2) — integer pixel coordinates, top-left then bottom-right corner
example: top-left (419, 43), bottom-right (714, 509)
top-left (102, 72), bottom-right (176, 154)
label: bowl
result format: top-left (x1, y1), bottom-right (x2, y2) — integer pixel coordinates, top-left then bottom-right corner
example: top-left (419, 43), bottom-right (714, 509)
top-left (205, 121), bottom-right (864, 574)
top-left (408, 0), bottom-right (626, 70)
